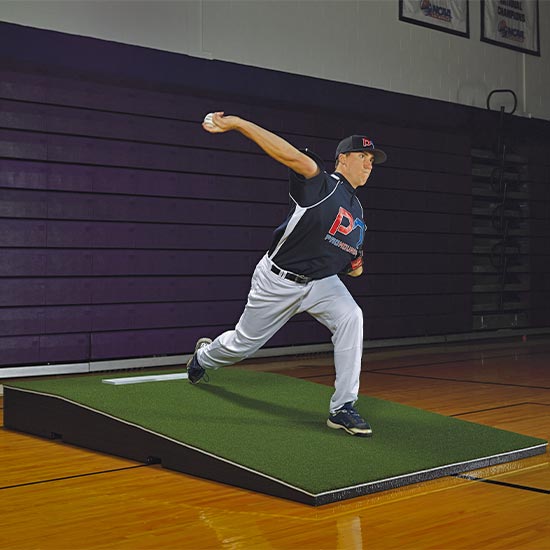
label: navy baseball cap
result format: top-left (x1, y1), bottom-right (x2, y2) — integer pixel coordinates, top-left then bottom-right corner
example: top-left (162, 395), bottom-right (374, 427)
top-left (335, 135), bottom-right (387, 164)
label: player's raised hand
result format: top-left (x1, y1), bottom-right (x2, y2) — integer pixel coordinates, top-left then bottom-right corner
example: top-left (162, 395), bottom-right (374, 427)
top-left (202, 112), bottom-right (239, 133)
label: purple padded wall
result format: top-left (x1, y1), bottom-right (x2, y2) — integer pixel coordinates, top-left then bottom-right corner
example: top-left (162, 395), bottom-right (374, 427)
top-left (1, 21), bottom-right (546, 370)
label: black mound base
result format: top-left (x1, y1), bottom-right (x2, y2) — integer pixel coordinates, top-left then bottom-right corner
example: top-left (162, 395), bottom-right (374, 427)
top-left (4, 386), bottom-right (547, 506)
top-left (4, 387), bottom-right (319, 505)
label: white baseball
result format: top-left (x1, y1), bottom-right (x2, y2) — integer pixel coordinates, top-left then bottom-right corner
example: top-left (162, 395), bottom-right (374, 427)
top-left (203, 112), bottom-right (215, 128)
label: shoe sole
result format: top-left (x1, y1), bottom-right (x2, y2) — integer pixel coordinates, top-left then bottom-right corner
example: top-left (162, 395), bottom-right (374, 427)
top-left (326, 418), bottom-right (373, 437)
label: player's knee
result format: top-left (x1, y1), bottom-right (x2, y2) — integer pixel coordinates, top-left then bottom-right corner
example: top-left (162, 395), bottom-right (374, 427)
top-left (348, 303), bottom-right (363, 329)
top-left (335, 301), bottom-right (362, 330)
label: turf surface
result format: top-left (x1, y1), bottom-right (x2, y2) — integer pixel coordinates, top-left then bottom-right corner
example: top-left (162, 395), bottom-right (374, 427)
top-left (7, 369), bottom-right (546, 494)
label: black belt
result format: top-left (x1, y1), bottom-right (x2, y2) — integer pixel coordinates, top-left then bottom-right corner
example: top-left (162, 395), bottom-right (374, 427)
top-left (270, 265), bottom-right (312, 284)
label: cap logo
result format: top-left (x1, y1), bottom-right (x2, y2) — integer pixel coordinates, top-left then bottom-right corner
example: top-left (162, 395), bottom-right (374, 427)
top-left (362, 138), bottom-right (372, 147)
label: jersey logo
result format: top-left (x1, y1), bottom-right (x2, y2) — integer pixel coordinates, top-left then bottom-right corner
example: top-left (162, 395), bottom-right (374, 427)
top-left (328, 207), bottom-right (365, 248)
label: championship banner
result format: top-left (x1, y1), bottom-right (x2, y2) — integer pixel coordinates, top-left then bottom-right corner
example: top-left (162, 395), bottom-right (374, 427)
top-left (481, 0), bottom-right (540, 56)
top-left (399, 0), bottom-right (470, 38)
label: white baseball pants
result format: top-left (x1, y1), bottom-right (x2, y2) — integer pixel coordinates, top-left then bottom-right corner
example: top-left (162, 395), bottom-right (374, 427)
top-left (197, 254), bottom-right (364, 413)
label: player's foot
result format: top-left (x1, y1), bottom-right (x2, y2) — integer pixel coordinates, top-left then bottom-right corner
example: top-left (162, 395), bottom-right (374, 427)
top-left (326, 402), bottom-right (373, 437)
top-left (186, 337), bottom-right (212, 384)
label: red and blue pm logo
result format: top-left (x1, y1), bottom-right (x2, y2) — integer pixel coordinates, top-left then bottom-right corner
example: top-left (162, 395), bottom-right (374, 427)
top-left (327, 207), bottom-right (365, 250)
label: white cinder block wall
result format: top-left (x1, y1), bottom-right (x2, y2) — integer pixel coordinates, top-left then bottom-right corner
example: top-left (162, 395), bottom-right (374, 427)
top-left (0, 0), bottom-right (548, 120)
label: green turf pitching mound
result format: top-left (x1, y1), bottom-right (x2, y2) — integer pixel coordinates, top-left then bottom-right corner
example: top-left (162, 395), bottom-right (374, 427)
top-left (4, 369), bottom-right (547, 505)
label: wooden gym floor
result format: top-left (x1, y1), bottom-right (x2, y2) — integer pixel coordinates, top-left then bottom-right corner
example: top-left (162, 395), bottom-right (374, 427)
top-left (1, 336), bottom-right (549, 549)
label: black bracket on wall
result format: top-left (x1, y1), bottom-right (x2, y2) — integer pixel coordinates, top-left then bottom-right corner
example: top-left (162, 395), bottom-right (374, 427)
top-left (486, 89), bottom-right (519, 311)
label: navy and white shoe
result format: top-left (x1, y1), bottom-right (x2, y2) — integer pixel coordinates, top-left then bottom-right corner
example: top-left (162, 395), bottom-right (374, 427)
top-left (186, 337), bottom-right (212, 384)
top-left (327, 402), bottom-right (373, 437)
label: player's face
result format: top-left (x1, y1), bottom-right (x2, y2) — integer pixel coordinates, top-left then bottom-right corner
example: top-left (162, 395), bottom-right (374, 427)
top-left (343, 152), bottom-right (375, 188)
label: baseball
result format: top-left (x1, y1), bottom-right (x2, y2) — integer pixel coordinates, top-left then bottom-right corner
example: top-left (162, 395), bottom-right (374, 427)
top-left (203, 112), bottom-right (215, 128)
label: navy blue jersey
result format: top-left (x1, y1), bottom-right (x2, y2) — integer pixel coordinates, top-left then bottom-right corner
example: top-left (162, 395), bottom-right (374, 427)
top-left (268, 161), bottom-right (365, 280)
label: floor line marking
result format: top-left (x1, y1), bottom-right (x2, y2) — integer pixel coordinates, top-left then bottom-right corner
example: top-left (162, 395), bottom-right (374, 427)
top-left (367, 347), bottom-right (550, 373)
top-left (450, 402), bottom-right (550, 417)
top-left (453, 473), bottom-right (550, 495)
top-left (366, 371), bottom-right (549, 390)
top-left (0, 463), bottom-right (154, 491)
